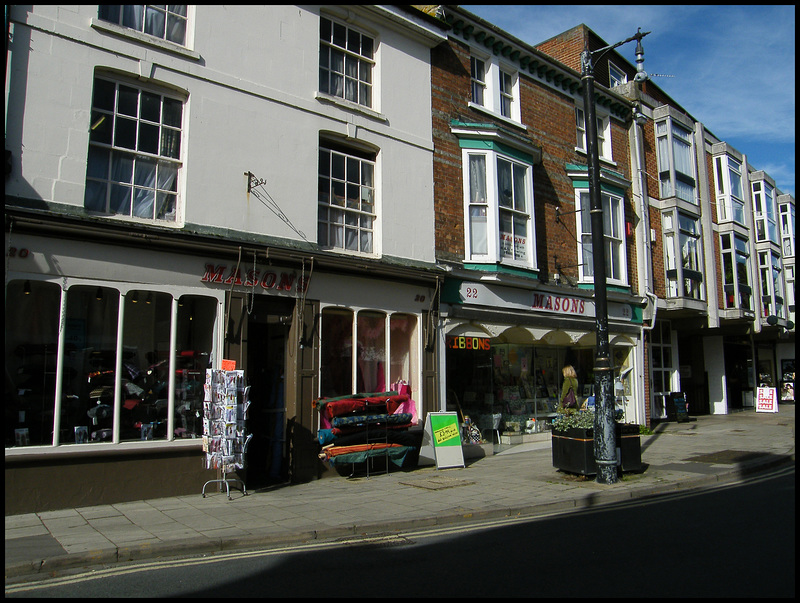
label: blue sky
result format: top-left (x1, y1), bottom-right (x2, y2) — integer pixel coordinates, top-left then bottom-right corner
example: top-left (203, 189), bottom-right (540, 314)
top-left (465, 5), bottom-right (796, 197)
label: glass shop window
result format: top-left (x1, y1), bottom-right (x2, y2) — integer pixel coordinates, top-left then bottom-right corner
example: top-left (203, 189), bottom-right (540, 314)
top-left (320, 308), bottom-right (418, 399)
top-left (61, 285), bottom-right (121, 444)
top-left (320, 307), bottom-right (354, 397)
top-left (120, 290), bottom-right (172, 441)
top-left (5, 280), bottom-right (62, 447)
top-left (357, 310), bottom-right (386, 393)
top-left (389, 313), bottom-right (418, 392)
top-left (175, 295), bottom-right (216, 438)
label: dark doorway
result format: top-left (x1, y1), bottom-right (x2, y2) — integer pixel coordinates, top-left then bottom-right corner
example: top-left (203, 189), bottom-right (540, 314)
top-left (244, 296), bottom-right (293, 488)
top-left (723, 337), bottom-right (754, 411)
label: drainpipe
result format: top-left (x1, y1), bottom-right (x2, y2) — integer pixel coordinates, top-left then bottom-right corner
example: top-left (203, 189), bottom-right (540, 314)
top-left (631, 103), bottom-right (658, 426)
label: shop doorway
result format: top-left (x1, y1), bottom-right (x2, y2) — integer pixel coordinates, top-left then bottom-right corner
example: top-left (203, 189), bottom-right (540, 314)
top-left (723, 337), bottom-right (754, 411)
top-left (243, 296), bottom-right (293, 488)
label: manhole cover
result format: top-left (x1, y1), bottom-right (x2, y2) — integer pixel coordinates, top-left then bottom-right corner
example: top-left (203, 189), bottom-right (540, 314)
top-left (399, 475), bottom-right (475, 490)
top-left (685, 450), bottom-right (765, 464)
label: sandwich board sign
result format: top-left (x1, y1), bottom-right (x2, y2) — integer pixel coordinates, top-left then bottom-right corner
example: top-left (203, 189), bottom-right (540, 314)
top-left (755, 387), bottom-right (779, 413)
top-left (418, 412), bottom-right (465, 469)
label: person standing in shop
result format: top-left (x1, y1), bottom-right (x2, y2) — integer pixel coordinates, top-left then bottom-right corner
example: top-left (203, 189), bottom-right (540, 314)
top-left (560, 364), bottom-right (579, 409)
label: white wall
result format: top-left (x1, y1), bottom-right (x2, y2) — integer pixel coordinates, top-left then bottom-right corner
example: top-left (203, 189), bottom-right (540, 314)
top-left (5, 5), bottom-right (440, 263)
top-left (705, 336), bottom-right (727, 414)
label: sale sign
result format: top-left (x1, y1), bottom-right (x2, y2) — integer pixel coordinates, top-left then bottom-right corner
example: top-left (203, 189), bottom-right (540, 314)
top-left (755, 387), bottom-right (779, 413)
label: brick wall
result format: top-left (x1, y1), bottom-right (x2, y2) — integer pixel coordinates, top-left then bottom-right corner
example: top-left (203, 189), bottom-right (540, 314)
top-left (431, 35), bottom-right (638, 289)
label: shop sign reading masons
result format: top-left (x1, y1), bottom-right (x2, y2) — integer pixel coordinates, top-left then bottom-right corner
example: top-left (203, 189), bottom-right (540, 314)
top-left (458, 281), bottom-right (633, 322)
top-left (200, 263), bottom-right (309, 294)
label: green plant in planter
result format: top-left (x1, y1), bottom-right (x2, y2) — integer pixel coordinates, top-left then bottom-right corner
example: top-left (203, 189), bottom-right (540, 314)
top-left (551, 407), bottom-right (642, 475)
top-left (551, 408), bottom-right (595, 431)
top-left (551, 407), bottom-right (626, 432)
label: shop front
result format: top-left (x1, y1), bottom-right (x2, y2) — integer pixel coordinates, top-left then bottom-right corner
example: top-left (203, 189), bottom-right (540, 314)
top-left (5, 228), bottom-right (439, 513)
top-left (440, 279), bottom-right (644, 449)
top-left (5, 232), bottom-right (233, 513)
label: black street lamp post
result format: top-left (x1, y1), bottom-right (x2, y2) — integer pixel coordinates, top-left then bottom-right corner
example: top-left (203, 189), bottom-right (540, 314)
top-left (580, 29), bottom-right (649, 485)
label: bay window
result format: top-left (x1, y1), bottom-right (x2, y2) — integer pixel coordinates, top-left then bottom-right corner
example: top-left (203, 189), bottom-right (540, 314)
top-left (721, 233), bottom-right (753, 311)
top-left (779, 200), bottom-right (795, 258)
top-left (463, 147), bottom-right (536, 269)
top-left (663, 211), bottom-right (704, 300)
top-left (713, 154), bottom-right (745, 224)
top-left (752, 180), bottom-right (779, 244)
top-left (656, 119), bottom-right (696, 204)
top-left (759, 251), bottom-right (785, 319)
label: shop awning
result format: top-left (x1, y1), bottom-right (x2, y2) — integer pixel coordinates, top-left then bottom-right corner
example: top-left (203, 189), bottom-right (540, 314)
top-left (444, 320), bottom-right (637, 347)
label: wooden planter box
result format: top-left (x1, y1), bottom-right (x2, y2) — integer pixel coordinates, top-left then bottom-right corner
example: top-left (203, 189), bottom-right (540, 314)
top-left (551, 423), bottom-right (642, 476)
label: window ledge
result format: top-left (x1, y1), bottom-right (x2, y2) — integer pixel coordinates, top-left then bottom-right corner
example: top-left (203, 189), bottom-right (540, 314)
top-left (315, 92), bottom-right (388, 123)
top-left (664, 297), bottom-right (707, 313)
top-left (5, 437), bottom-right (202, 462)
top-left (468, 102), bottom-right (527, 132)
top-left (573, 147), bottom-right (617, 168)
top-left (91, 19), bottom-right (201, 61)
top-left (719, 308), bottom-right (756, 321)
top-left (84, 210), bottom-right (185, 229)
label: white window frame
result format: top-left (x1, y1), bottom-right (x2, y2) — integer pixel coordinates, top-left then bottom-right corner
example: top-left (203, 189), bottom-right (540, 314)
top-left (318, 15), bottom-right (376, 109)
top-left (462, 148), bottom-right (536, 269)
top-left (752, 180), bottom-right (779, 244)
top-left (713, 154), bottom-right (745, 225)
top-left (97, 5), bottom-right (188, 46)
top-left (470, 56), bottom-right (486, 106)
top-left (758, 250), bottom-right (785, 319)
top-left (650, 319), bottom-right (676, 420)
top-left (779, 201), bottom-right (795, 258)
top-left (721, 232), bottom-right (753, 311)
top-left (317, 143), bottom-right (377, 255)
top-left (467, 50), bottom-right (521, 124)
top-left (663, 211), bottom-right (704, 300)
top-left (608, 62), bottom-right (627, 88)
top-left (656, 119), bottom-right (697, 204)
top-left (575, 105), bottom-right (612, 161)
top-left (84, 75), bottom-right (184, 225)
top-left (575, 188), bottom-right (627, 286)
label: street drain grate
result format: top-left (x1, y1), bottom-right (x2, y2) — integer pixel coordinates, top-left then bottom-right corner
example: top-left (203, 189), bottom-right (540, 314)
top-left (685, 449), bottom-right (765, 464)
top-left (399, 475), bottom-right (476, 490)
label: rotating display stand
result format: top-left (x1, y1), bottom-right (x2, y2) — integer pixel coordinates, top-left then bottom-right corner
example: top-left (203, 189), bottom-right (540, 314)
top-left (201, 369), bottom-right (251, 499)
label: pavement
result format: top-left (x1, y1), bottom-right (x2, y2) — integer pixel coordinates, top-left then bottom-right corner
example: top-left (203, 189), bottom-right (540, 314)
top-left (5, 403), bottom-right (795, 583)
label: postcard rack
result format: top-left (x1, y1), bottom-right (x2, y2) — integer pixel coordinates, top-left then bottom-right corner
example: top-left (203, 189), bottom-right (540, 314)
top-left (201, 369), bottom-right (251, 499)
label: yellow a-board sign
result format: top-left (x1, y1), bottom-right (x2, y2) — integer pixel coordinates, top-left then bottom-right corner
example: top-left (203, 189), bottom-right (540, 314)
top-left (418, 412), bottom-right (465, 469)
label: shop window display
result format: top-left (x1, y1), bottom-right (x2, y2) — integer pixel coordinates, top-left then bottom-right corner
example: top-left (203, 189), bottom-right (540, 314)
top-left (6, 280), bottom-right (62, 447)
top-left (357, 311), bottom-right (386, 393)
top-left (61, 285), bottom-right (121, 444)
top-left (389, 313), bottom-right (418, 393)
top-left (175, 295), bottom-right (216, 438)
top-left (320, 307), bottom-right (419, 401)
top-left (320, 308), bottom-right (354, 397)
top-left (120, 290), bottom-right (172, 441)
top-left (5, 280), bottom-right (218, 448)
top-left (446, 338), bottom-right (597, 442)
